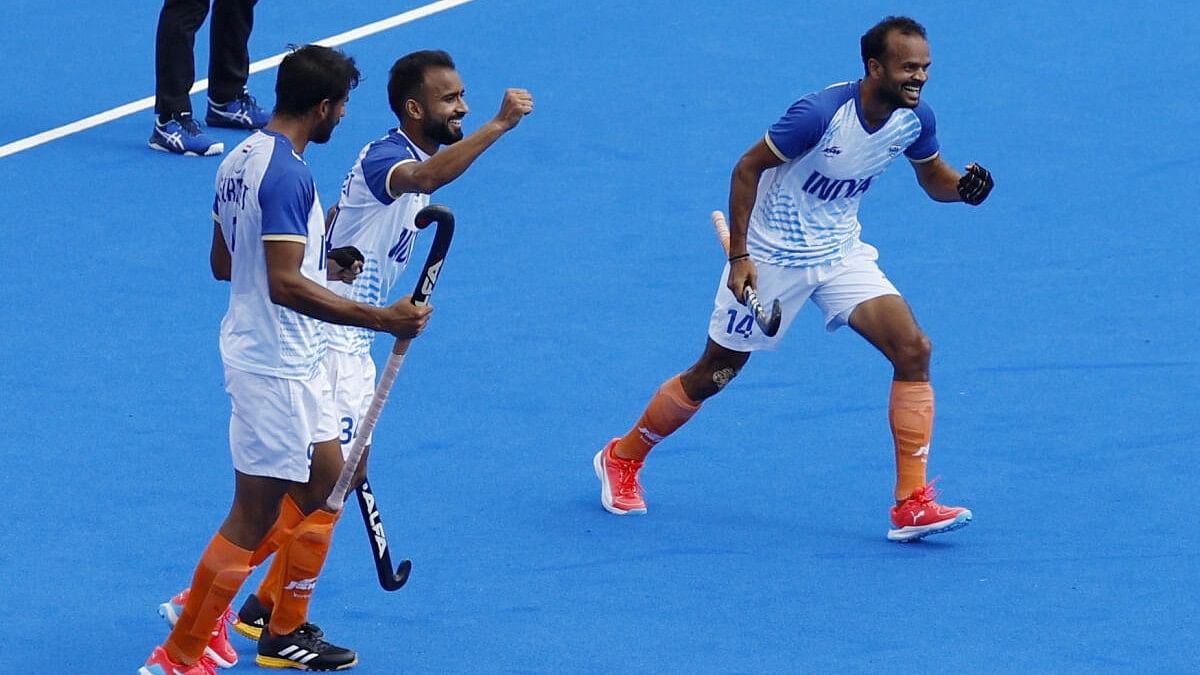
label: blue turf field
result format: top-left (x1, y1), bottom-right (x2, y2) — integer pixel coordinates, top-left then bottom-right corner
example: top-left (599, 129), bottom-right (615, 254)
top-left (2, 1), bottom-right (1198, 672)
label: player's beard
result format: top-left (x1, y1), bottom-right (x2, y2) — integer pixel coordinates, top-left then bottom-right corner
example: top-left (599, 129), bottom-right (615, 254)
top-left (426, 114), bottom-right (464, 146)
top-left (311, 111), bottom-right (339, 144)
top-left (881, 77), bottom-right (921, 109)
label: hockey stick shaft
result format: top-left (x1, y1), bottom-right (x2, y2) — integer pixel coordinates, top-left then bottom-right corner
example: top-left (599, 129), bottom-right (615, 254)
top-left (710, 211), bottom-right (782, 336)
top-left (326, 204), bottom-right (456, 512)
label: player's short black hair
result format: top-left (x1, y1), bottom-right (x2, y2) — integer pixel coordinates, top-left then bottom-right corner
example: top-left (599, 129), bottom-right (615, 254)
top-left (274, 44), bottom-right (361, 117)
top-left (860, 16), bottom-right (927, 75)
top-left (387, 50), bottom-right (456, 119)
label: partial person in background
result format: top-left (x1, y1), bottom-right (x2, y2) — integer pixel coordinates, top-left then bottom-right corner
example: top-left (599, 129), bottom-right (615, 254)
top-left (149, 0), bottom-right (270, 157)
top-left (593, 16), bottom-right (994, 543)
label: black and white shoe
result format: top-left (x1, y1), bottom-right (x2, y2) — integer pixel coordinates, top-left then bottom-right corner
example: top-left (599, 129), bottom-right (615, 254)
top-left (256, 624), bottom-right (357, 671)
top-left (232, 593), bottom-right (270, 640)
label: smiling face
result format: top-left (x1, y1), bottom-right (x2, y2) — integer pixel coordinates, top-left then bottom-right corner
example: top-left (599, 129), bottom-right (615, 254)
top-left (414, 66), bottom-right (468, 146)
top-left (869, 30), bottom-right (931, 109)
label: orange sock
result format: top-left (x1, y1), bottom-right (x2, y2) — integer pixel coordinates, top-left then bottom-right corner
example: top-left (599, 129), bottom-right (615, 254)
top-left (250, 494), bottom-right (306, 609)
top-left (614, 374), bottom-right (701, 461)
top-left (267, 509), bottom-right (339, 636)
top-left (165, 533), bottom-right (253, 664)
top-left (890, 380), bottom-right (935, 501)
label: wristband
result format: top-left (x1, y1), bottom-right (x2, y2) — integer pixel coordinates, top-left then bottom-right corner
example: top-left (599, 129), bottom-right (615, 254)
top-left (728, 253), bottom-right (751, 263)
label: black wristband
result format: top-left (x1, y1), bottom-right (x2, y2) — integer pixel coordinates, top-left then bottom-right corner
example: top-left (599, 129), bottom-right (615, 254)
top-left (728, 253), bottom-right (751, 263)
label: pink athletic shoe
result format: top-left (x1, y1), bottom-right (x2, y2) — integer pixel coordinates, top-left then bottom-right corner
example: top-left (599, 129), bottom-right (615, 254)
top-left (594, 438), bottom-right (647, 515)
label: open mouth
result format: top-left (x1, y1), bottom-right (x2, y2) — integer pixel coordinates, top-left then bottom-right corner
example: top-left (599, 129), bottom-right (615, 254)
top-left (902, 84), bottom-right (921, 96)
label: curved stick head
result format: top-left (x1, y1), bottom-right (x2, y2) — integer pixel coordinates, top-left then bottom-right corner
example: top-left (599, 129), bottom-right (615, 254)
top-left (409, 204), bottom-right (456, 306)
top-left (414, 204), bottom-right (455, 229)
top-left (764, 299), bottom-right (782, 337)
top-left (381, 559), bottom-right (412, 591)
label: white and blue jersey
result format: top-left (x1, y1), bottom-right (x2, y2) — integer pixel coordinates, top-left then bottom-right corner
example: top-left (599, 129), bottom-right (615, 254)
top-left (215, 130), bottom-right (328, 380)
top-left (325, 128), bottom-right (431, 356)
top-left (751, 80), bottom-right (939, 267)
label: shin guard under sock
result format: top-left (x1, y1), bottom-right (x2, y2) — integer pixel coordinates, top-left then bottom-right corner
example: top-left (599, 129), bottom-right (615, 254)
top-left (889, 380), bottom-right (935, 501)
top-left (165, 533), bottom-right (253, 664)
top-left (266, 509), bottom-right (339, 636)
top-left (614, 374), bottom-right (701, 461)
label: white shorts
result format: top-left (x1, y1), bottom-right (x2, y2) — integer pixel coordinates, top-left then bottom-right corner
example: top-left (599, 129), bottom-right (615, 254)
top-left (224, 362), bottom-right (339, 482)
top-left (707, 242), bottom-right (899, 352)
top-left (323, 348), bottom-right (377, 457)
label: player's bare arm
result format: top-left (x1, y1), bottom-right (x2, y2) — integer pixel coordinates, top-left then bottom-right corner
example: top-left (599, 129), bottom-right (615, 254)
top-left (726, 139), bottom-right (785, 299)
top-left (388, 88), bottom-right (533, 195)
top-left (912, 155), bottom-right (993, 204)
top-left (264, 239), bottom-right (431, 338)
top-left (210, 221), bottom-right (231, 281)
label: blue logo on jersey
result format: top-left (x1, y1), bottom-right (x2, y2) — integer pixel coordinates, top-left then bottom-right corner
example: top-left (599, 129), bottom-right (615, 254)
top-left (821, 145), bottom-right (842, 157)
top-left (800, 170), bottom-right (873, 201)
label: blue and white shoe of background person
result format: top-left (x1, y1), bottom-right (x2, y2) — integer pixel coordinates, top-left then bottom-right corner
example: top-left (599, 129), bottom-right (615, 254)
top-left (206, 90), bottom-right (270, 130)
top-left (149, 112), bottom-right (224, 157)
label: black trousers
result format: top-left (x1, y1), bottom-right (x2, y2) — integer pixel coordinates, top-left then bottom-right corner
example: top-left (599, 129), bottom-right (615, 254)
top-left (154, 0), bottom-right (258, 117)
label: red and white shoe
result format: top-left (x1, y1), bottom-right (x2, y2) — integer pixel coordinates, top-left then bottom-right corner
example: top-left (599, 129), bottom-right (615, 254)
top-left (594, 438), bottom-right (647, 515)
top-left (888, 482), bottom-right (972, 542)
top-left (137, 645), bottom-right (217, 675)
top-left (158, 588), bottom-right (238, 668)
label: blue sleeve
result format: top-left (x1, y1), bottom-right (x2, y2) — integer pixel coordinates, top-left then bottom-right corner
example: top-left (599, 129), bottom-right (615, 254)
top-left (905, 101), bottom-right (940, 161)
top-left (766, 97), bottom-right (827, 160)
top-left (361, 141), bottom-right (417, 205)
top-left (259, 151), bottom-right (314, 237)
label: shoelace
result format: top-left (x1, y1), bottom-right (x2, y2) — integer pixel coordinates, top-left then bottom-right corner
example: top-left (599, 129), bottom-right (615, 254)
top-left (905, 478), bottom-right (943, 506)
top-left (292, 625), bottom-right (334, 651)
top-left (235, 91), bottom-right (262, 111)
top-left (175, 114), bottom-right (202, 135)
top-left (198, 655), bottom-right (219, 675)
top-left (212, 608), bottom-right (235, 638)
top-left (615, 458), bottom-right (644, 498)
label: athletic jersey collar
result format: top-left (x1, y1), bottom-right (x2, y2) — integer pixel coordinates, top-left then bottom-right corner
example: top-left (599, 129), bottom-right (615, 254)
top-left (258, 128), bottom-right (306, 162)
top-left (852, 80), bottom-right (898, 136)
top-left (390, 128), bottom-right (430, 161)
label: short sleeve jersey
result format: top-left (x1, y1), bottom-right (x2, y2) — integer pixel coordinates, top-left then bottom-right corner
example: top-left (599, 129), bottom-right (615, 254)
top-left (215, 130), bottom-right (328, 379)
top-left (324, 128), bottom-right (431, 356)
top-left (751, 81), bottom-right (939, 267)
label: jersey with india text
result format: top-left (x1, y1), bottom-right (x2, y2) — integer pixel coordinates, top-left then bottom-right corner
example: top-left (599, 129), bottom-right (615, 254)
top-left (215, 129), bottom-right (328, 379)
top-left (751, 80), bottom-right (939, 267)
top-left (325, 128), bottom-right (431, 356)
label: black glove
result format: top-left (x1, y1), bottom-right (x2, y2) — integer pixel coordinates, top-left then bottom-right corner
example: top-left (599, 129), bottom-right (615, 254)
top-left (327, 245), bottom-right (364, 269)
top-left (957, 163), bottom-right (993, 205)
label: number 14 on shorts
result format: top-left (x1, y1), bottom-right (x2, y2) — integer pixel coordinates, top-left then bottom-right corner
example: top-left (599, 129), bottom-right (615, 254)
top-left (725, 309), bottom-right (755, 338)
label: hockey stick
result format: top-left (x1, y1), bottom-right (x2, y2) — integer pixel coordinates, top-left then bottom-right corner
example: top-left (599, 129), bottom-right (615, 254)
top-left (324, 204), bottom-right (455, 591)
top-left (710, 210), bottom-right (781, 337)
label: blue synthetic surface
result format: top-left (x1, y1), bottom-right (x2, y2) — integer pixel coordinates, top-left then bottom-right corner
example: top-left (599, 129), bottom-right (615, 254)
top-left (2, 1), bottom-right (1197, 672)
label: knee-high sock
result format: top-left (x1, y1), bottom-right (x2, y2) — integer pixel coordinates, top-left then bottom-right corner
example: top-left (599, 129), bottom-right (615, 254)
top-left (614, 374), bottom-right (701, 461)
top-left (266, 509), bottom-right (339, 636)
top-left (250, 494), bottom-right (306, 608)
top-left (165, 533), bottom-right (254, 664)
top-left (890, 381), bottom-right (934, 501)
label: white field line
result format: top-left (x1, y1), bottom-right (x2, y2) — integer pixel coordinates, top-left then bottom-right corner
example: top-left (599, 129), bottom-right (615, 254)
top-left (0, 0), bottom-right (476, 159)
